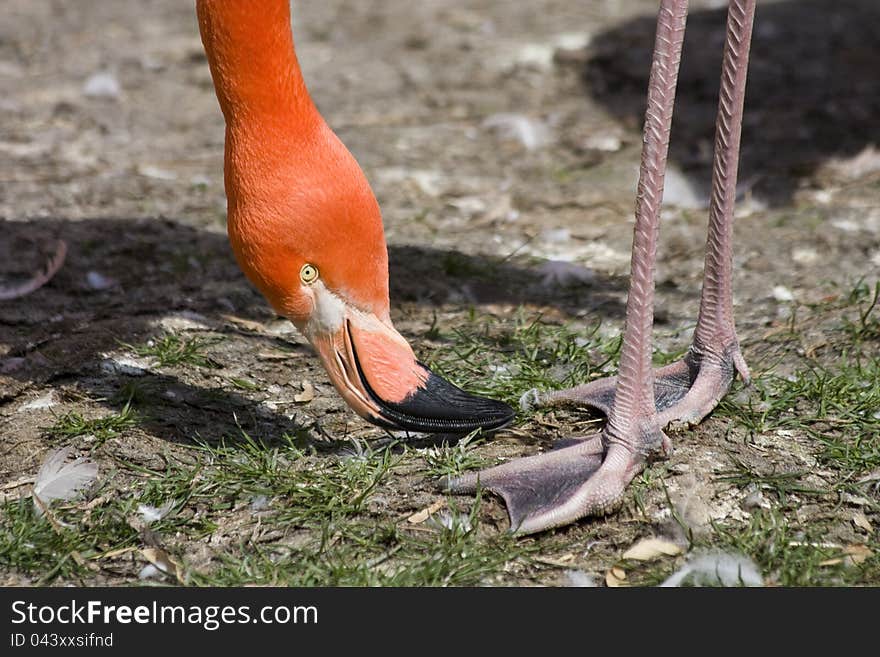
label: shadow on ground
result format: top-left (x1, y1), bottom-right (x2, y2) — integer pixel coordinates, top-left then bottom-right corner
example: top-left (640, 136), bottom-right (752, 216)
top-left (0, 217), bottom-right (627, 445)
top-left (582, 0), bottom-right (880, 205)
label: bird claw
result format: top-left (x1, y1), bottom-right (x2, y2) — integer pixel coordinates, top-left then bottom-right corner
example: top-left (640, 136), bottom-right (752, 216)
top-left (444, 437), bottom-right (604, 534)
top-left (444, 434), bottom-right (656, 535)
top-left (458, 344), bottom-right (747, 534)
top-left (526, 343), bottom-right (747, 430)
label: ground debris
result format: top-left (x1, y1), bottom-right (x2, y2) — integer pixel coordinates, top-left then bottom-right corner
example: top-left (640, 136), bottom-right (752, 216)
top-left (293, 381), bottom-right (315, 403)
top-left (139, 547), bottom-right (185, 583)
top-left (660, 552), bottom-right (762, 587)
top-left (406, 498), bottom-right (446, 524)
top-left (622, 536), bottom-right (684, 561)
top-left (605, 566), bottom-right (627, 588)
top-left (32, 446), bottom-right (98, 515)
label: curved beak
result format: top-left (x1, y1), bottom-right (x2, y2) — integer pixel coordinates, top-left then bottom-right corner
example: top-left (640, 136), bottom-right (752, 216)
top-left (305, 311), bottom-right (514, 434)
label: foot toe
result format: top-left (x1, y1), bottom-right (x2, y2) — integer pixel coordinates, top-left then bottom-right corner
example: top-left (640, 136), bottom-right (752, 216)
top-left (444, 437), bottom-right (624, 534)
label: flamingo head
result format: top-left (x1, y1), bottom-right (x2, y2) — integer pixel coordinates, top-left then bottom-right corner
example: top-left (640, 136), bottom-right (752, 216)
top-left (224, 125), bottom-right (514, 434)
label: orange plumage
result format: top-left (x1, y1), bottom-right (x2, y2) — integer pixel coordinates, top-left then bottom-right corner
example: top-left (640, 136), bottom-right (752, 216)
top-left (197, 0), bottom-right (389, 322)
top-left (195, 0), bottom-right (513, 433)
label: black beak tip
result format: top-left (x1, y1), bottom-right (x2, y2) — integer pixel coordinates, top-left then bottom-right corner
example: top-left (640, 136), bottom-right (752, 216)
top-left (368, 364), bottom-right (515, 435)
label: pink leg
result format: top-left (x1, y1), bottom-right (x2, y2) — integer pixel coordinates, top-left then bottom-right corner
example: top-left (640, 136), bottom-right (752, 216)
top-left (525, 0), bottom-right (756, 431)
top-left (0, 240), bottom-right (67, 301)
top-left (445, 0), bottom-right (690, 534)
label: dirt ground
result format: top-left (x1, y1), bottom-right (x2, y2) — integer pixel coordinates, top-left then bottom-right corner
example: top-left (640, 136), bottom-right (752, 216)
top-left (2, 0), bottom-right (879, 586)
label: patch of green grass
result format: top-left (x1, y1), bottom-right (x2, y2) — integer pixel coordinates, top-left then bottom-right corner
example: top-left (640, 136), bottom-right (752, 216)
top-left (124, 333), bottom-right (223, 368)
top-left (701, 510), bottom-right (878, 586)
top-left (839, 279), bottom-right (880, 342)
top-left (424, 311), bottom-right (694, 414)
top-left (225, 433), bottom-right (399, 522)
top-left (714, 458), bottom-right (827, 505)
top-left (0, 498), bottom-right (132, 584)
top-left (193, 493), bottom-right (530, 586)
top-left (0, 445), bottom-right (222, 584)
top-left (624, 509), bottom-right (878, 587)
top-left (718, 356), bottom-right (880, 479)
top-left (0, 428), bottom-right (539, 586)
top-left (47, 403), bottom-right (139, 446)
top-left (0, 481), bottom-right (214, 585)
top-left (420, 430), bottom-right (487, 478)
top-left (15, 299), bottom-right (880, 587)
top-left (424, 312), bottom-right (619, 409)
top-left (228, 377), bottom-right (261, 391)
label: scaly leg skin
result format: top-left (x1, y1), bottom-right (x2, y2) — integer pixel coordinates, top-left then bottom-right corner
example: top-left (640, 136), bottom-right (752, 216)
top-left (445, 0), bottom-right (690, 533)
top-left (525, 341), bottom-right (749, 430)
top-left (522, 0), bottom-right (756, 432)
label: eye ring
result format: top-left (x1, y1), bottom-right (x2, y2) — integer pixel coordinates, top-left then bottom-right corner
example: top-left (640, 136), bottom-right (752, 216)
top-left (300, 263), bottom-right (319, 285)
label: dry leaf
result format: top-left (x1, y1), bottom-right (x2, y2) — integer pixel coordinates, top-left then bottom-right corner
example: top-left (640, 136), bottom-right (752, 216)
top-left (605, 566), bottom-right (627, 588)
top-left (406, 499), bottom-right (446, 524)
top-left (852, 512), bottom-right (873, 534)
top-left (857, 469), bottom-right (880, 484)
top-left (623, 537), bottom-right (683, 561)
top-left (257, 350), bottom-right (294, 361)
top-left (818, 557), bottom-right (843, 567)
top-left (220, 314), bottom-right (266, 332)
top-left (820, 545), bottom-right (873, 567)
top-left (140, 547), bottom-right (185, 583)
top-left (534, 553), bottom-right (576, 568)
top-left (93, 546), bottom-right (138, 560)
top-left (843, 545), bottom-right (872, 565)
top-left (842, 493), bottom-right (873, 507)
top-left (294, 381), bottom-right (315, 403)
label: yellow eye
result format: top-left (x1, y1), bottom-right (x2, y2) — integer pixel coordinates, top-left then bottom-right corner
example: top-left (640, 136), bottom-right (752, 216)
top-left (300, 263), bottom-right (319, 285)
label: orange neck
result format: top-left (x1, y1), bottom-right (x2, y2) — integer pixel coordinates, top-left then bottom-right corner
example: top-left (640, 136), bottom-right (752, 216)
top-left (196, 0), bottom-right (392, 323)
top-left (196, 0), bottom-right (318, 127)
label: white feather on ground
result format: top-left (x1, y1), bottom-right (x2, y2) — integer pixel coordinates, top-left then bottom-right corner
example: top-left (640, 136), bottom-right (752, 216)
top-left (137, 500), bottom-right (176, 524)
top-left (660, 551), bottom-right (763, 587)
top-left (427, 509), bottom-right (472, 533)
top-left (535, 260), bottom-right (596, 288)
top-left (138, 564), bottom-right (164, 580)
top-left (32, 446), bottom-right (98, 514)
top-left (564, 570), bottom-right (598, 587)
top-left (482, 113), bottom-right (550, 151)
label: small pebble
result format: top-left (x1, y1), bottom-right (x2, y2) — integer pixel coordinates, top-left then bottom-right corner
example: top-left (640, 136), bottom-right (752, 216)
top-left (791, 248), bottom-right (818, 265)
top-left (82, 72), bottom-right (121, 99)
top-left (86, 270), bottom-right (117, 290)
top-left (584, 133), bottom-right (622, 152)
top-left (482, 113), bottom-right (550, 151)
top-left (772, 285), bottom-right (795, 302)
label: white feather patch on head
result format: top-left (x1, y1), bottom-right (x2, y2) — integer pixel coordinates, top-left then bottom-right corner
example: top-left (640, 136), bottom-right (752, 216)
top-left (303, 280), bottom-right (346, 337)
